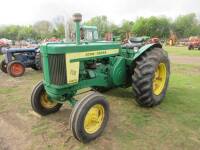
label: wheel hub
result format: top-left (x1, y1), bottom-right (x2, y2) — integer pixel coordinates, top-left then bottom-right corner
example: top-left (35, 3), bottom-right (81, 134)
top-left (40, 92), bottom-right (57, 109)
top-left (153, 63), bottom-right (167, 95)
top-left (84, 104), bottom-right (104, 134)
top-left (11, 64), bottom-right (23, 75)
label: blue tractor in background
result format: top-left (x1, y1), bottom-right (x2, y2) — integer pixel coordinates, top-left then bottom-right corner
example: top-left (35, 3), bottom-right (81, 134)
top-left (0, 47), bottom-right (42, 77)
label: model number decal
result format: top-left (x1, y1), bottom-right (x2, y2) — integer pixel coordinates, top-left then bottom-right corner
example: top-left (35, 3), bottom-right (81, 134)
top-left (85, 50), bottom-right (106, 56)
top-left (66, 49), bottom-right (119, 60)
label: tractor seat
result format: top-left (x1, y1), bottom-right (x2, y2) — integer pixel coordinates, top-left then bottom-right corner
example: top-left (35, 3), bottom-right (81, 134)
top-left (122, 42), bottom-right (144, 49)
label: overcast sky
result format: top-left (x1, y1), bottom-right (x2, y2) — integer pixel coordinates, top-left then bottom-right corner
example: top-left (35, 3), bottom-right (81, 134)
top-left (0, 0), bottom-right (199, 25)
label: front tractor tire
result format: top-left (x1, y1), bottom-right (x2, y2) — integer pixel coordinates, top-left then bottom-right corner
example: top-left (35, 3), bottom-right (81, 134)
top-left (31, 81), bottom-right (63, 116)
top-left (132, 47), bottom-right (170, 107)
top-left (70, 92), bottom-right (109, 143)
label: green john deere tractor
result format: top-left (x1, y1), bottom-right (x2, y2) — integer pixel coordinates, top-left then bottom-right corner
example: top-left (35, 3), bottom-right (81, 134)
top-left (31, 13), bottom-right (170, 143)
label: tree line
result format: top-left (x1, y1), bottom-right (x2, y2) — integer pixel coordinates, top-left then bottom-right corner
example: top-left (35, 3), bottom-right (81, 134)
top-left (0, 13), bottom-right (199, 41)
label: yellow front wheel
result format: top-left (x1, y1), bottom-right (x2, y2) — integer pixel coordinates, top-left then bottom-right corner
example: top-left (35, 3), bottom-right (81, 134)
top-left (70, 92), bottom-right (109, 143)
top-left (84, 104), bottom-right (105, 134)
top-left (31, 81), bottom-right (63, 116)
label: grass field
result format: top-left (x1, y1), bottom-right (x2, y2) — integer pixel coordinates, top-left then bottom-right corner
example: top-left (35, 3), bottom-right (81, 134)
top-left (1, 46), bottom-right (200, 150)
top-left (164, 46), bottom-right (200, 56)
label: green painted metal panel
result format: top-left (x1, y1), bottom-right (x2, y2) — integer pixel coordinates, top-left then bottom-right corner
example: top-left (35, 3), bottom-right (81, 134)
top-left (110, 56), bottom-right (126, 86)
top-left (40, 42), bottom-right (121, 54)
top-left (133, 43), bottom-right (162, 60)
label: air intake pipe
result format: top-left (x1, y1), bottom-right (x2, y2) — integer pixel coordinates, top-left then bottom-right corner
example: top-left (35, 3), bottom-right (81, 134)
top-left (73, 13), bottom-right (82, 45)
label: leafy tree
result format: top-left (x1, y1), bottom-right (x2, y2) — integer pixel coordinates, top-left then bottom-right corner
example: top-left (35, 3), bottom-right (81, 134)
top-left (120, 20), bottom-right (134, 39)
top-left (157, 17), bottom-right (171, 39)
top-left (132, 17), bottom-right (148, 36)
top-left (52, 16), bottom-right (65, 38)
top-left (132, 16), bottom-right (170, 39)
top-left (173, 13), bottom-right (200, 38)
top-left (17, 26), bottom-right (37, 40)
top-left (84, 16), bottom-right (110, 38)
top-left (2, 25), bottom-right (20, 40)
top-left (0, 13), bottom-right (200, 42)
top-left (108, 23), bottom-right (119, 36)
top-left (51, 24), bottom-right (65, 38)
top-left (33, 20), bottom-right (53, 39)
top-left (121, 20), bottom-right (134, 33)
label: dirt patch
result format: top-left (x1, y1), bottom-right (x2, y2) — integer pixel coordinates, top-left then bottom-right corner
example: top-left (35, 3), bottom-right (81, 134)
top-left (169, 55), bottom-right (200, 65)
top-left (0, 115), bottom-right (31, 150)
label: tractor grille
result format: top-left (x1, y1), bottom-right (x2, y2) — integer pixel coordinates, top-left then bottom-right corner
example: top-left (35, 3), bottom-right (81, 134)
top-left (48, 54), bottom-right (67, 85)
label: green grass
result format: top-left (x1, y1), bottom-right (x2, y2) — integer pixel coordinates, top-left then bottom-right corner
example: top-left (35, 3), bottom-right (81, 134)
top-left (104, 65), bottom-right (200, 149)
top-left (0, 87), bottom-right (16, 94)
top-left (164, 46), bottom-right (200, 56)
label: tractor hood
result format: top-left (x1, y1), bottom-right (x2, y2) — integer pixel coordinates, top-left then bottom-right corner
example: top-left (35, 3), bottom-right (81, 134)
top-left (0, 47), bottom-right (38, 54)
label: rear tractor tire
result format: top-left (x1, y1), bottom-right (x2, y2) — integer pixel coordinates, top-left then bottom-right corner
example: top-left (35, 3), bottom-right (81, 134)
top-left (70, 92), bottom-right (109, 143)
top-left (0, 59), bottom-right (7, 73)
top-left (31, 53), bottom-right (42, 71)
top-left (31, 81), bottom-right (63, 116)
top-left (132, 47), bottom-right (170, 107)
top-left (35, 52), bottom-right (42, 70)
top-left (7, 61), bottom-right (25, 77)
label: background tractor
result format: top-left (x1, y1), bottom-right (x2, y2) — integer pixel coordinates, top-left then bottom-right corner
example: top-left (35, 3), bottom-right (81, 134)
top-left (0, 47), bottom-right (42, 77)
top-left (188, 37), bottom-right (200, 50)
top-left (31, 13), bottom-right (170, 143)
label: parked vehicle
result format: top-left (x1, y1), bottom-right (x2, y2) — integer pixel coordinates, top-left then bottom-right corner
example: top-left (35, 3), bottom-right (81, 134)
top-left (31, 13), bottom-right (170, 143)
top-left (188, 37), bottom-right (200, 50)
top-left (0, 47), bottom-right (42, 77)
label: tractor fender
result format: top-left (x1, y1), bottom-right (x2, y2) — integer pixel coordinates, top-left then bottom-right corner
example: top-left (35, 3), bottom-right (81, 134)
top-left (133, 43), bottom-right (162, 60)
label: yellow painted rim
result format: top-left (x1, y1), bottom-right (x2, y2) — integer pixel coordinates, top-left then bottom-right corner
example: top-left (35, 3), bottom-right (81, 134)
top-left (153, 63), bottom-right (167, 95)
top-left (40, 92), bottom-right (57, 109)
top-left (84, 104), bottom-right (105, 134)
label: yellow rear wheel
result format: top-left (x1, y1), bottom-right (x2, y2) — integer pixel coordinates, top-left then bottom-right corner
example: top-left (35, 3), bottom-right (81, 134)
top-left (153, 63), bottom-right (167, 95)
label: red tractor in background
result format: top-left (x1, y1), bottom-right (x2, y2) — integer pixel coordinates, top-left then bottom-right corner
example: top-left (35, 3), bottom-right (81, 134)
top-left (188, 37), bottom-right (200, 50)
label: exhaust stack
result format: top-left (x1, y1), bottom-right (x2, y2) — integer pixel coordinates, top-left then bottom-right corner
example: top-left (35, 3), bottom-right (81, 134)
top-left (73, 13), bottom-right (82, 45)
